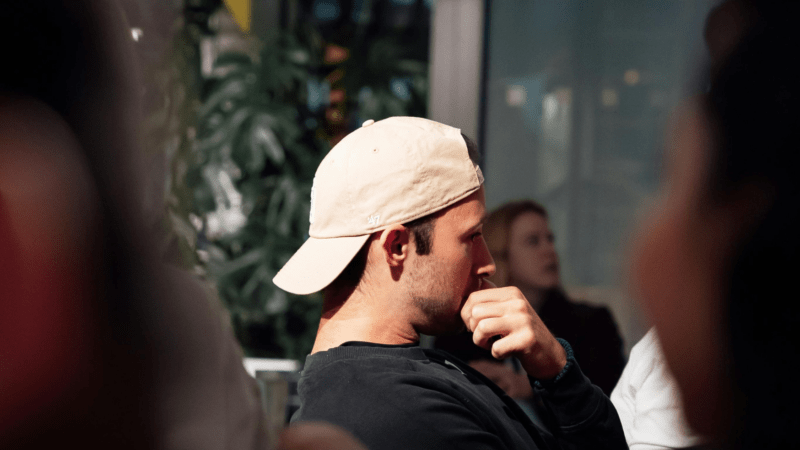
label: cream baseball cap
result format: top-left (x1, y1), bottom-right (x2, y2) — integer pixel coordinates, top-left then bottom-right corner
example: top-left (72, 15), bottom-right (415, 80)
top-left (273, 116), bottom-right (484, 295)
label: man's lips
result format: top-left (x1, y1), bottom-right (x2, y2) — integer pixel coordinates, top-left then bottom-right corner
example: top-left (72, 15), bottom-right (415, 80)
top-left (460, 279), bottom-right (485, 304)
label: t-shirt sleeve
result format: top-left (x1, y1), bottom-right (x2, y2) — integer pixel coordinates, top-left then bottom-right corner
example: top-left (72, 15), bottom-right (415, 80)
top-left (534, 339), bottom-right (629, 450)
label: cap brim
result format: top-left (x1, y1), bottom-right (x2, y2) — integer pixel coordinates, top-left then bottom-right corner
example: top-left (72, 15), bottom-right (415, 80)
top-left (273, 234), bottom-right (371, 295)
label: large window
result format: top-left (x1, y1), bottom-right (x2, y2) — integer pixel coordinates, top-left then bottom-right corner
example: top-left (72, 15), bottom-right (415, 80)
top-left (480, 0), bottom-right (718, 349)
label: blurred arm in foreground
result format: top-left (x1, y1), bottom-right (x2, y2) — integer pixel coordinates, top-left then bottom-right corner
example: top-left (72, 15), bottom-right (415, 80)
top-left (0, 2), bottom-right (365, 449)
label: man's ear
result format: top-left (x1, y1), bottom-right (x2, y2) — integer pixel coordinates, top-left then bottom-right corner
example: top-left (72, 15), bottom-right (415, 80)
top-left (378, 224), bottom-right (411, 267)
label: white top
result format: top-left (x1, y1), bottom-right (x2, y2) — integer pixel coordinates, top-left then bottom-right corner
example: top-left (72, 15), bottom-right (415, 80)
top-left (610, 328), bottom-right (703, 450)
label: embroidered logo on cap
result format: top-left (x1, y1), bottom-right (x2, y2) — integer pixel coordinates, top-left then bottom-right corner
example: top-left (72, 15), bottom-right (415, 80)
top-left (367, 214), bottom-right (380, 226)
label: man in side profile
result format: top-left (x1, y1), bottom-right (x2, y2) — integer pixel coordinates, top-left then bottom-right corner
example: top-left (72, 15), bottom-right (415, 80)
top-left (273, 117), bottom-right (626, 450)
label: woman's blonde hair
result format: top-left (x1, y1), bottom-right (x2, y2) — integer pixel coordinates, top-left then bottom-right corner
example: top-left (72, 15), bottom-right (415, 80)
top-left (484, 199), bottom-right (548, 287)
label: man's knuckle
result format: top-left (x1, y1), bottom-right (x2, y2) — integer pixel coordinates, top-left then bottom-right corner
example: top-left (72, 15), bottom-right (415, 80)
top-left (520, 328), bottom-right (535, 344)
top-left (511, 300), bottom-right (527, 313)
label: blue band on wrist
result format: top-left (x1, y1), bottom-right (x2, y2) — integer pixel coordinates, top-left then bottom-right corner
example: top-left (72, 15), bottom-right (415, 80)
top-left (532, 338), bottom-right (574, 389)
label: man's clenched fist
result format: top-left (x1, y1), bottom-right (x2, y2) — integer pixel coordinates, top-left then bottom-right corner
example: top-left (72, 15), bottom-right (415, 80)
top-left (461, 280), bottom-right (567, 380)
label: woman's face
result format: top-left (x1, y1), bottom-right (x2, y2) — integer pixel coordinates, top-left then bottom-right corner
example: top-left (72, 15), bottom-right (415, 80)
top-left (506, 212), bottom-right (560, 290)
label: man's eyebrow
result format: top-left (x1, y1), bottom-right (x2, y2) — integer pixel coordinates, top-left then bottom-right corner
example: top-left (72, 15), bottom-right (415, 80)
top-left (467, 212), bottom-right (489, 232)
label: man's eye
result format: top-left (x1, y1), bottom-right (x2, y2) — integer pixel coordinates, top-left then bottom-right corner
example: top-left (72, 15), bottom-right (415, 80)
top-left (471, 232), bottom-right (482, 241)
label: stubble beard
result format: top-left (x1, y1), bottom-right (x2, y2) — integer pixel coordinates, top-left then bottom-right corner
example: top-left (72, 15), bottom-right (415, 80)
top-left (406, 256), bottom-right (466, 336)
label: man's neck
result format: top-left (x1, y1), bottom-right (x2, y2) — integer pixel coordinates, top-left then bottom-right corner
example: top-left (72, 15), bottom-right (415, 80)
top-left (311, 290), bottom-right (420, 354)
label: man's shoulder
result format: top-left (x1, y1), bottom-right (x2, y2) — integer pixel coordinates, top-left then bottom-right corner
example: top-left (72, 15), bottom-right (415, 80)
top-left (299, 345), bottom-right (463, 392)
top-left (294, 346), bottom-right (518, 450)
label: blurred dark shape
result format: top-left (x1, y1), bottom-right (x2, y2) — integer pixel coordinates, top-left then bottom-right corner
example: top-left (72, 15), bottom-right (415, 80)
top-left (704, 0), bottom-right (757, 78)
top-left (629, 1), bottom-right (800, 448)
top-left (709, 2), bottom-right (800, 447)
top-left (436, 199), bottom-right (626, 396)
top-left (1, 1), bottom-right (268, 448)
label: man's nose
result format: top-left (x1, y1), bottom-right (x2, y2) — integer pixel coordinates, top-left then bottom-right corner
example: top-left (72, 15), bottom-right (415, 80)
top-left (476, 241), bottom-right (496, 278)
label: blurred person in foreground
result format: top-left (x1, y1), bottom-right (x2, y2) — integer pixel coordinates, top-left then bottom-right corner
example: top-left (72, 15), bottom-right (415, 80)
top-left (609, 2), bottom-right (759, 449)
top-left (627, 0), bottom-right (800, 448)
top-left (436, 200), bottom-right (626, 398)
top-left (0, 1), bottom-right (364, 449)
top-left (273, 116), bottom-right (627, 450)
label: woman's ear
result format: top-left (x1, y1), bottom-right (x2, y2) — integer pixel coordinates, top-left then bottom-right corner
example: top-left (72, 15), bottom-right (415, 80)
top-left (378, 224), bottom-right (411, 267)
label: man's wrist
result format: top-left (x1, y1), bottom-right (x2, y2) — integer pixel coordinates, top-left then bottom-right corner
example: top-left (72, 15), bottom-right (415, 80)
top-left (519, 335), bottom-right (568, 380)
top-left (531, 338), bottom-right (574, 389)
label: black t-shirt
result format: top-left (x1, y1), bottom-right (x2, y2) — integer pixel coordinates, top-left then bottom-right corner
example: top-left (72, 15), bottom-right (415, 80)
top-left (291, 340), bottom-right (626, 450)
